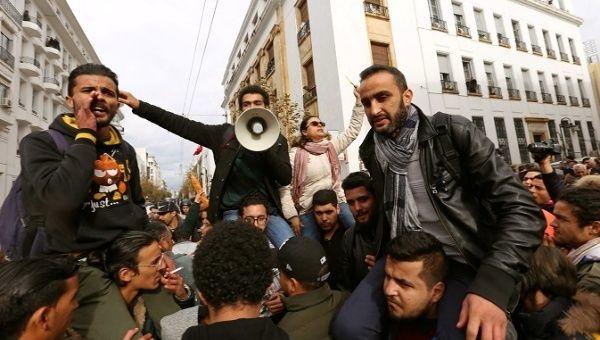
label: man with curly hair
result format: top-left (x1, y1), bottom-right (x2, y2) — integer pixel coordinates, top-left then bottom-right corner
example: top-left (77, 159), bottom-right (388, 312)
top-left (183, 221), bottom-right (289, 339)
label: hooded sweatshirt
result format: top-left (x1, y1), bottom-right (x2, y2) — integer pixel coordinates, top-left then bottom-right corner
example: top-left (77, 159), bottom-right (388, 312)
top-left (182, 318), bottom-right (289, 340)
top-left (19, 114), bottom-right (147, 253)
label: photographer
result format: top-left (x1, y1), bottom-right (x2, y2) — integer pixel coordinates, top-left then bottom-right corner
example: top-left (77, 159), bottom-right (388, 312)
top-left (526, 141), bottom-right (564, 203)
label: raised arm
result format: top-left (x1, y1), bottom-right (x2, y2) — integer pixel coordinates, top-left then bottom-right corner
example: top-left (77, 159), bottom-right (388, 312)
top-left (332, 89), bottom-right (364, 153)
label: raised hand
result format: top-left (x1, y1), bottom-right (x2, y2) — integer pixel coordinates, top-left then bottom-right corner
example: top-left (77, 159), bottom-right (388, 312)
top-left (118, 90), bottom-right (140, 110)
top-left (76, 95), bottom-right (97, 131)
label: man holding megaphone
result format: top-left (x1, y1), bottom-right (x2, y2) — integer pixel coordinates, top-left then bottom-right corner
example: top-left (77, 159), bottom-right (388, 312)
top-left (119, 85), bottom-right (295, 247)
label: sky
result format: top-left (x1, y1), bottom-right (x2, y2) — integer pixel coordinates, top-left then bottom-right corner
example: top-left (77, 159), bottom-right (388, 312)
top-left (67, 0), bottom-right (251, 191)
top-left (572, 0), bottom-right (600, 45)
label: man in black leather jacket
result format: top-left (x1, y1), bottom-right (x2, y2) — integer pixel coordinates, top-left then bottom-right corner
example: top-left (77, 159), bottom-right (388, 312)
top-left (334, 65), bottom-right (543, 340)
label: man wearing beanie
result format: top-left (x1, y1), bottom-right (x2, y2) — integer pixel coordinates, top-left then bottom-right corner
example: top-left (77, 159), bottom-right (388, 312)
top-left (277, 236), bottom-right (348, 339)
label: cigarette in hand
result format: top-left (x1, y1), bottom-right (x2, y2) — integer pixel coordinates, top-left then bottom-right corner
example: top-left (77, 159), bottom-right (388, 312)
top-left (169, 267), bottom-right (183, 275)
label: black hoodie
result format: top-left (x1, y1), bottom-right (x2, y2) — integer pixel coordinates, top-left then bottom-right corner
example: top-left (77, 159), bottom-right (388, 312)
top-left (182, 318), bottom-right (289, 340)
top-left (19, 114), bottom-right (147, 253)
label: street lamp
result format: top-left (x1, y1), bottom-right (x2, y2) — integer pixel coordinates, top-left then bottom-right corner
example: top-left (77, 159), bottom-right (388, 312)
top-left (560, 117), bottom-right (580, 159)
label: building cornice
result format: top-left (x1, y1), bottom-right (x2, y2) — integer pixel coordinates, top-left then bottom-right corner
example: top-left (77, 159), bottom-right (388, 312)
top-left (511, 0), bottom-right (583, 25)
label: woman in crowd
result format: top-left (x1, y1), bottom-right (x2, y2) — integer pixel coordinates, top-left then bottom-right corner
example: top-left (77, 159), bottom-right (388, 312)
top-left (280, 89), bottom-right (364, 239)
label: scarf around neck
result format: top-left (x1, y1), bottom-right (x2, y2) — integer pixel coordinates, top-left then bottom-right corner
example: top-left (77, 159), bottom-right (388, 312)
top-left (292, 141), bottom-right (340, 207)
top-left (567, 237), bottom-right (600, 265)
top-left (374, 105), bottom-right (421, 237)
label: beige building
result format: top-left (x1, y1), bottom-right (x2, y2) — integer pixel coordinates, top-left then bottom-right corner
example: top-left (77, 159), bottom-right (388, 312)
top-left (0, 0), bottom-right (103, 202)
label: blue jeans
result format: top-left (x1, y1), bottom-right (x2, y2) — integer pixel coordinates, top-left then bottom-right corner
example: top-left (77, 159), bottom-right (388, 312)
top-left (300, 202), bottom-right (355, 241)
top-left (222, 210), bottom-right (293, 248)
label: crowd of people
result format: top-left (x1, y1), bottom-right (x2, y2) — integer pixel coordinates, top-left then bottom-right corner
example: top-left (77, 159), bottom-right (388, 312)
top-left (0, 62), bottom-right (599, 340)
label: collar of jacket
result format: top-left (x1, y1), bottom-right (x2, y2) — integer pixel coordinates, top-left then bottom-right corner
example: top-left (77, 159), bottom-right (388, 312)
top-left (282, 283), bottom-right (332, 312)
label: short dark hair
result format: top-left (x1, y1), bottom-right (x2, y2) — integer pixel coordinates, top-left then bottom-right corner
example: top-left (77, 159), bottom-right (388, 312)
top-left (144, 221), bottom-right (171, 242)
top-left (237, 85), bottom-right (270, 110)
top-left (520, 246), bottom-right (577, 298)
top-left (68, 63), bottom-right (119, 96)
top-left (312, 189), bottom-right (338, 207)
top-left (0, 256), bottom-right (79, 339)
top-left (173, 227), bottom-right (192, 243)
top-left (387, 231), bottom-right (447, 288)
top-left (238, 191), bottom-right (269, 217)
top-left (558, 186), bottom-right (600, 228)
top-left (342, 171), bottom-right (375, 195)
top-left (193, 221), bottom-right (273, 309)
top-left (359, 64), bottom-right (408, 92)
top-left (104, 231), bottom-right (157, 286)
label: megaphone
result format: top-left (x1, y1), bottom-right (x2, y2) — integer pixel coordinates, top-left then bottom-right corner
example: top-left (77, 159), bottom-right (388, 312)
top-left (235, 107), bottom-right (281, 152)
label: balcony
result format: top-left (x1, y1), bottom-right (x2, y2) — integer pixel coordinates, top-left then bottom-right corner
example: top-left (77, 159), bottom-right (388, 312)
top-left (45, 37), bottom-right (61, 59)
top-left (516, 40), bottom-right (528, 52)
top-left (466, 80), bottom-right (481, 96)
top-left (569, 96), bottom-right (579, 106)
top-left (560, 52), bottom-right (569, 62)
top-left (572, 56), bottom-right (581, 65)
top-left (1, 0), bottom-right (23, 24)
top-left (478, 30), bottom-right (492, 43)
top-left (488, 86), bottom-right (503, 99)
top-left (31, 75), bottom-right (43, 89)
top-left (32, 109), bottom-right (39, 117)
top-left (532, 44), bottom-right (543, 55)
top-left (582, 97), bottom-right (591, 107)
top-left (525, 90), bottom-right (538, 102)
top-left (546, 48), bottom-right (556, 59)
top-left (364, 2), bottom-right (388, 19)
top-left (22, 11), bottom-right (41, 38)
top-left (556, 94), bottom-right (567, 105)
top-left (456, 24), bottom-right (471, 38)
top-left (303, 86), bottom-right (317, 105)
top-left (297, 21), bottom-right (310, 43)
top-left (542, 93), bottom-right (553, 104)
top-left (430, 17), bottom-right (447, 32)
top-left (19, 57), bottom-right (41, 77)
top-left (508, 88), bottom-right (521, 101)
top-left (43, 77), bottom-right (60, 94)
top-left (265, 58), bottom-right (275, 78)
top-left (0, 46), bottom-right (15, 68)
top-left (441, 80), bottom-right (458, 94)
top-left (497, 34), bottom-right (510, 48)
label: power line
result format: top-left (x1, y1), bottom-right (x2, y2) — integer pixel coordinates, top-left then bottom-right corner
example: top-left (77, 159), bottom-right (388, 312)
top-left (181, 0), bottom-right (209, 116)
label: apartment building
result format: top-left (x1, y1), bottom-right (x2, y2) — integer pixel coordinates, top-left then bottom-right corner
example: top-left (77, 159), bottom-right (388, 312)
top-left (222, 0), bottom-right (600, 173)
top-left (0, 0), bottom-right (105, 201)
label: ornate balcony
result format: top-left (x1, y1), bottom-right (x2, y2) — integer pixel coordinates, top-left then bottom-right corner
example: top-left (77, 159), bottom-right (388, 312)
top-left (532, 44), bottom-right (543, 55)
top-left (297, 21), bottom-right (310, 43)
top-left (19, 57), bottom-right (41, 77)
top-left (556, 94), bottom-right (567, 105)
top-left (466, 80), bottom-right (481, 96)
top-left (431, 17), bottom-right (447, 32)
top-left (364, 2), bottom-right (388, 18)
top-left (508, 88), bottom-right (521, 101)
top-left (0, 46), bottom-right (15, 68)
top-left (582, 97), bottom-right (591, 107)
top-left (546, 48), bottom-right (556, 59)
top-left (569, 96), bottom-right (579, 106)
top-left (516, 40), bottom-right (528, 52)
top-left (541, 93), bottom-right (553, 104)
top-left (497, 34), bottom-right (510, 48)
top-left (1, 0), bottom-right (23, 24)
top-left (43, 77), bottom-right (60, 94)
top-left (525, 90), bottom-right (538, 102)
top-left (478, 30), bottom-right (491, 43)
top-left (560, 52), bottom-right (569, 62)
top-left (441, 80), bottom-right (458, 94)
top-left (456, 24), bottom-right (471, 38)
top-left (488, 86), bottom-right (503, 99)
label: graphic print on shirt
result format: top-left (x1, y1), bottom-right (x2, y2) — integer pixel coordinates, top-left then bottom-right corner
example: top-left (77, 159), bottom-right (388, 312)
top-left (88, 153), bottom-right (129, 212)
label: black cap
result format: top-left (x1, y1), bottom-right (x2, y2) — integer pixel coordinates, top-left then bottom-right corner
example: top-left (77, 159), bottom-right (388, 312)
top-left (277, 236), bottom-right (330, 283)
top-left (156, 201), bottom-right (178, 213)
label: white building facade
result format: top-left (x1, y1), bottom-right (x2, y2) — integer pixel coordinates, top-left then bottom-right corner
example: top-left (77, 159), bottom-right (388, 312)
top-left (135, 147), bottom-right (165, 188)
top-left (0, 0), bottom-right (104, 202)
top-left (223, 0), bottom-right (600, 173)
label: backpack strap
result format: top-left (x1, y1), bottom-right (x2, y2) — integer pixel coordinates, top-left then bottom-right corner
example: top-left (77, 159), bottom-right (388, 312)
top-left (47, 128), bottom-right (69, 154)
top-left (431, 112), bottom-right (462, 183)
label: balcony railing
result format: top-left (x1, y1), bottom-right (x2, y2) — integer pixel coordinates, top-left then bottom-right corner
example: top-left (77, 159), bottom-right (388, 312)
top-left (525, 90), bottom-right (538, 102)
top-left (508, 88), bottom-right (521, 100)
top-left (265, 58), bottom-right (275, 77)
top-left (556, 94), bottom-right (567, 105)
top-left (516, 40), bottom-right (528, 52)
top-left (532, 44), bottom-right (543, 55)
top-left (430, 17), bottom-right (447, 32)
top-left (364, 2), bottom-right (389, 18)
top-left (45, 37), bottom-right (61, 51)
top-left (488, 86), bottom-right (503, 98)
top-left (569, 96), bottom-right (579, 106)
top-left (297, 21), bottom-right (310, 43)
top-left (478, 30), bottom-right (491, 43)
top-left (542, 92), bottom-right (553, 103)
top-left (547, 48), bottom-right (556, 59)
top-left (303, 86), bottom-right (317, 104)
top-left (497, 34), bottom-right (510, 48)
top-left (0, 46), bottom-right (15, 67)
top-left (20, 56), bottom-right (40, 68)
top-left (456, 24), bottom-right (471, 38)
top-left (573, 56), bottom-right (581, 65)
top-left (1, 0), bottom-right (23, 24)
top-left (441, 80), bottom-right (458, 94)
top-left (32, 109), bottom-right (38, 116)
top-left (582, 97), bottom-right (591, 107)
top-left (466, 80), bottom-right (481, 95)
top-left (43, 77), bottom-right (59, 85)
top-left (560, 52), bottom-right (569, 62)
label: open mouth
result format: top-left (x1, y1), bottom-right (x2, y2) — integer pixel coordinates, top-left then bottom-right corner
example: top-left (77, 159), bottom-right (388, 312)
top-left (91, 101), bottom-right (108, 116)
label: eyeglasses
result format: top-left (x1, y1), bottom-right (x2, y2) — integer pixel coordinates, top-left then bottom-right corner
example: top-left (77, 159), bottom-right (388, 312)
top-left (309, 121), bottom-right (326, 127)
top-left (138, 253), bottom-right (165, 270)
top-left (243, 216), bottom-right (268, 224)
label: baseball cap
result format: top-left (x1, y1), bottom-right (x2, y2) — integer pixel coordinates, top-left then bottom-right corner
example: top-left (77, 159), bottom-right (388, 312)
top-left (277, 236), bottom-right (330, 283)
top-left (156, 201), bottom-right (178, 214)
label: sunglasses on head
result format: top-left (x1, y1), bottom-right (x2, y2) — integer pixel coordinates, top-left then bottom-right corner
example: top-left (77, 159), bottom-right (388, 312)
top-left (309, 121), bottom-right (326, 127)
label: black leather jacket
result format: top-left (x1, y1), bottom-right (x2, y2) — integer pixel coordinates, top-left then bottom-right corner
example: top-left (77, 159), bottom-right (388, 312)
top-left (359, 105), bottom-right (544, 310)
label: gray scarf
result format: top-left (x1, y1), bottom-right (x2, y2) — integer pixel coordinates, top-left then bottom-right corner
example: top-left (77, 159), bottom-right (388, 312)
top-left (374, 105), bottom-right (421, 238)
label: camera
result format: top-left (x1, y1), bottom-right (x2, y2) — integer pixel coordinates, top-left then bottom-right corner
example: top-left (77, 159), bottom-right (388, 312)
top-left (527, 140), bottom-right (562, 157)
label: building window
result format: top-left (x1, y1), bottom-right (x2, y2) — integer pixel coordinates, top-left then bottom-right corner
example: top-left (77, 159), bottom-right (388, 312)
top-left (514, 118), bottom-right (530, 163)
top-left (472, 116), bottom-right (486, 134)
top-left (512, 20), bottom-right (522, 42)
top-left (494, 117), bottom-right (512, 164)
top-left (568, 38), bottom-right (580, 64)
top-left (528, 25), bottom-right (538, 45)
top-left (298, 0), bottom-right (309, 26)
top-left (303, 58), bottom-right (317, 105)
top-left (562, 121), bottom-right (574, 157)
top-left (587, 121), bottom-right (598, 151)
top-left (453, 3), bottom-right (465, 26)
top-left (548, 120), bottom-right (558, 141)
top-left (437, 53), bottom-right (457, 93)
top-left (574, 121), bottom-right (587, 156)
top-left (371, 42), bottom-right (390, 66)
top-left (0, 83), bottom-right (8, 100)
top-left (429, 0), bottom-right (442, 19)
